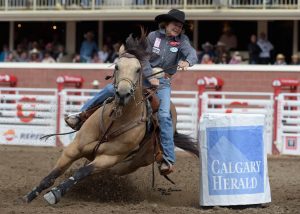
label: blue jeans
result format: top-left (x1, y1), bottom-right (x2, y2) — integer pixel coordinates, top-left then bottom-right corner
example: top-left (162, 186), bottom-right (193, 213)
top-left (81, 83), bottom-right (115, 111)
top-left (156, 77), bottom-right (175, 164)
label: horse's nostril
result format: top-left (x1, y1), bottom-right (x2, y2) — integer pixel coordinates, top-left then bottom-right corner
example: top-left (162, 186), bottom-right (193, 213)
top-left (126, 93), bottom-right (131, 97)
top-left (116, 91), bottom-right (120, 97)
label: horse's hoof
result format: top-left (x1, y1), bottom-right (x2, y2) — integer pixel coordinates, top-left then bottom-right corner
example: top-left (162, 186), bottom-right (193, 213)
top-left (23, 189), bottom-right (39, 203)
top-left (43, 188), bottom-right (61, 205)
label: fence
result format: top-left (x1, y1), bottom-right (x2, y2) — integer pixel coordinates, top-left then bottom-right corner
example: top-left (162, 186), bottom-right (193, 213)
top-left (0, 87), bottom-right (57, 146)
top-left (276, 93), bottom-right (300, 155)
top-left (1, 86), bottom-right (300, 156)
top-left (0, 87), bottom-right (198, 146)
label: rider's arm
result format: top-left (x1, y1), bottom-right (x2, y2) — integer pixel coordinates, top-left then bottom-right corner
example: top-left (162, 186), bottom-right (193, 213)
top-left (179, 35), bottom-right (198, 67)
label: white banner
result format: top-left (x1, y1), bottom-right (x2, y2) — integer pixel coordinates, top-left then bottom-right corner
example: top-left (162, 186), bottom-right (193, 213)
top-left (199, 113), bottom-right (271, 206)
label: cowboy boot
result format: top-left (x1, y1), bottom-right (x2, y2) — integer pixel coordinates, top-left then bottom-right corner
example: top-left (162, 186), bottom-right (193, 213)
top-left (64, 105), bottom-right (101, 131)
top-left (64, 112), bottom-right (83, 131)
top-left (159, 161), bottom-right (174, 175)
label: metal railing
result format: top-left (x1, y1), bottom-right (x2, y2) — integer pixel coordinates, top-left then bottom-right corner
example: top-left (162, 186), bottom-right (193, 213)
top-left (0, 0), bottom-right (299, 10)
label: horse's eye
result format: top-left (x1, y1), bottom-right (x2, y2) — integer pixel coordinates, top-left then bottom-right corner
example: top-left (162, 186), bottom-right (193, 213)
top-left (137, 68), bottom-right (140, 73)
top-left (115, 65), bottom-right (119, 70)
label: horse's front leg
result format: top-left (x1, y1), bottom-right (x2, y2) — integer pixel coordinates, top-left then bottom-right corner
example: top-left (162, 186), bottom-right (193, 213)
top-left (43, 153), bottom-right (125, 205)
top-left (23, 142), bottom-right (82, 203)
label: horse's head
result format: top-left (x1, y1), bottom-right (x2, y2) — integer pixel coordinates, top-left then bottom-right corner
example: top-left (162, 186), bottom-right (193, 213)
top-left (114, 28), bottom-right (149, 106)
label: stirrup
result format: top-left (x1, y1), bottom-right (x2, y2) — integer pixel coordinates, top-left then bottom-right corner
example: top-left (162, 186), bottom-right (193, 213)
top-left (159, 161), bottom-right (174, 175)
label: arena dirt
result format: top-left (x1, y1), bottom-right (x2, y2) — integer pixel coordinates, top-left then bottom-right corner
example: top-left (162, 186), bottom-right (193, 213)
top-left (0, 145), bottom-right (299, 214)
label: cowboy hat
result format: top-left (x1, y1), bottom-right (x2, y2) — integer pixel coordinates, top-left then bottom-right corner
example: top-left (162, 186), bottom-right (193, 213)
top-left (155, 9), bottom-right (185, 24)
top-left (215, 41), bottom-right (226, 47)
top-left (29, 48), bottom-right (40, 55)
top-left (276, 53), bottom-right (285, 60)
top-left (201, 42), bottom-right (213, 49)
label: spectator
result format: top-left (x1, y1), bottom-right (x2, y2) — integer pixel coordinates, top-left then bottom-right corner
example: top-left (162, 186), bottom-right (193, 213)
top-left (198, 42), bottom-right (215, 63)
top-left (42, 51), bottom-right (56, 63)
top-left (72, 53), bottom-right (83, 63)
top-left (29, 48), bottom-right (41, 62)
top-left (257, 32), bottom-right (274, 64)
top-left (219, 23), bottom-right (237, 51)
top-left (55, 45), bottom-right (67, 62)
top-left (5, 52), bottom-right (16, 62)
top-left (201, 54), bottom-right (214, 64)
top-left (0, 44), bottom-right (9, 62)
top-left (98, 44), bottom-right (110, 62)
top-left (214, 41), bottom-right (228, 63)
top-left (17, 51), bottom-right (29, 62)
top-left (290, 54), bottom-right (300, 65)
top-left (44, 43), bottom-right (54, 57)
top-left (217, 53), bottom-right (229, 64)
top-left (91, 52), bottom-right (101, 63)
top-left (229, 51), bottom-right (242, 64)
top-left (274, 53), bottom-right (286, 65)
top-left (107, 42), bottom-right (121, 63)
top-left (248, 34), bottom-right (261, 64)
top-left (80, 31), bottom-right (98, 62)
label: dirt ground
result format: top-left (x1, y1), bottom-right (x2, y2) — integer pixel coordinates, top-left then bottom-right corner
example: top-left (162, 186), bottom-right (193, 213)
top-left (0, 145), bottom-right (299, 214)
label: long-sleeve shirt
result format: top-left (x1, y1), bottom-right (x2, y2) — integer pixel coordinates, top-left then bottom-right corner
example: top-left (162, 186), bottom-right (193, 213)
top-left (257, 39), bottom-right (274, 58)
top-left (143, 29), bottom-right (198, 78)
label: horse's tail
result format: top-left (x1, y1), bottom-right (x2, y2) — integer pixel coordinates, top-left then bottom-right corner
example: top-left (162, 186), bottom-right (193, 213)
top-left (174, 131), bottom-right (199, 157)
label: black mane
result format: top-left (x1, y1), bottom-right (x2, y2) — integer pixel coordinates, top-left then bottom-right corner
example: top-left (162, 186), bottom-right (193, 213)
top-left (124, 27), bottom-right (150, 61)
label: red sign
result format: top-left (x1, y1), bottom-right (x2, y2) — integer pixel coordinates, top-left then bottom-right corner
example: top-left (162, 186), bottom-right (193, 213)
top-left (17, 97), bottom-right (36, 123)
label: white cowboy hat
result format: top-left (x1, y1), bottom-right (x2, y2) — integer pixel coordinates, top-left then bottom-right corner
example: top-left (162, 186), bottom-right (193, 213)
top-left (215, 41), bottom-right (226, 47)
top-left (29, 48), bottom-right (40, 55)
top-left (201, 42), bottom-right (213, 49)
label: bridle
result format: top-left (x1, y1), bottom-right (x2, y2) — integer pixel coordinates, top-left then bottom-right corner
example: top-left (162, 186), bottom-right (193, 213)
top-left (113, 52), bottom-right (142, 98)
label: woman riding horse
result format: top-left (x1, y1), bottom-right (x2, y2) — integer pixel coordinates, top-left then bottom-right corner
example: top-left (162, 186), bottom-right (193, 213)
top-left (23, 27), bottom-right (198, 205)
top-left (65, 9), bottom-right (198, 174)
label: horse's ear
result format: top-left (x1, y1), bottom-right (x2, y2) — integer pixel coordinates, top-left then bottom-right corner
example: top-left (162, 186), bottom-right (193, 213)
top-left (119, 45), bottom-right (125, 55)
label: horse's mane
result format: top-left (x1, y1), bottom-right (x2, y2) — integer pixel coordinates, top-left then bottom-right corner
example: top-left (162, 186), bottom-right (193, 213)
top-left (124, 27), bottom-right (150, 61)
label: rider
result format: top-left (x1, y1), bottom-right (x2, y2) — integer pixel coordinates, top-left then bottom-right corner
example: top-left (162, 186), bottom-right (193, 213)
top-left (65, 9), bottom-right (198, 174)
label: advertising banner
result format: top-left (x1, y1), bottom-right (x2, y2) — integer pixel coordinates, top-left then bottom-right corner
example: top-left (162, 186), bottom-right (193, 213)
top-left (199, 113), bottom-right (271, 206)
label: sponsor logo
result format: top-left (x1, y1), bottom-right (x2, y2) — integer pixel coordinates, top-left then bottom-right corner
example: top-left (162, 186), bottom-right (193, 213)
top-left (17, 97), bottom-right (36, 123)
top-left (170, 47), bottom-right (178, 53)
top-left (169, 41), bottom-right (180, 47)
top-left (20, 133), bottom-right (44, 140)
top-left (207, 126), bottom-right (264, 195)
top-left (3, 129), bottom-right (16, 141)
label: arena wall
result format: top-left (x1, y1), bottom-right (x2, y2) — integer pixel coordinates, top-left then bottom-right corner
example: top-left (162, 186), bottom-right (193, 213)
top-left (0, 64), bottom-right (299, 92)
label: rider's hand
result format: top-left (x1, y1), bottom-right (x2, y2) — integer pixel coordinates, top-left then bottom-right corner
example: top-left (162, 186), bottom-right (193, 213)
top-left (178, 60), bottom-right (190, 71)
top-left (149, 78), bottom-right (159, 87)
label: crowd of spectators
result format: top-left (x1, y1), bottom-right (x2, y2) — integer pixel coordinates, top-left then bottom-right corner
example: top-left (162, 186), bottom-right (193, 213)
top-left (1, 28), bottom-right (300, 65)
top-left (196, 25), bottom-right (300, 65)
top-left (0, 30), bottom-right (123, 64)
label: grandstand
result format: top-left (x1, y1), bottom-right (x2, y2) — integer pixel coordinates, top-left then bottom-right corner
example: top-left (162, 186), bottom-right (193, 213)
top-left (0, 0), bottom-right (299, 60)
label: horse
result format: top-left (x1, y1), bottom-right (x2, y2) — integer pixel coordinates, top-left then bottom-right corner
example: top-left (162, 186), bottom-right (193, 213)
top-left (23, 29), bottom-right (199, 205)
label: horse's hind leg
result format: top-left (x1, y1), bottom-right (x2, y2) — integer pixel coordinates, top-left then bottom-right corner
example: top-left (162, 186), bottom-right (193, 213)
top-left (43, 154), bottom-right (124, 205)
top-left (23, 142), bottom-right (82, 203)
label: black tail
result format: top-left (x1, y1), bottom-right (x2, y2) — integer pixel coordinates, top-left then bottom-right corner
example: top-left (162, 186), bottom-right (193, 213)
top-left (174, 131), bottom-right (199, 157)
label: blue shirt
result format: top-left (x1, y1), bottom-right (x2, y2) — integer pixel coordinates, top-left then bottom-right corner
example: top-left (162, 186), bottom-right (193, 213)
top-left (80, 40), bottom-right (98, 62)
top-left (143, 29), bottom-right (198, 78)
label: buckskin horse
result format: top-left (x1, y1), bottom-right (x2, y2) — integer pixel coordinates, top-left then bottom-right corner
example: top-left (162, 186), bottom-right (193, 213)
top-left (23, 29), bottom-right (199, 205)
